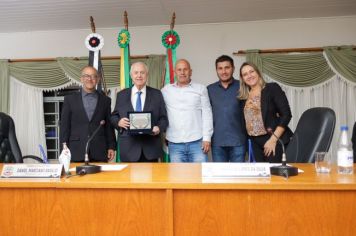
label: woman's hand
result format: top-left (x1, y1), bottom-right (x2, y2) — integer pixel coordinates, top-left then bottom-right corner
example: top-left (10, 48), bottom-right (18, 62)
top-left (264, 126), bottom-right (286, 157)
top-left (264, 137), bottom-right (277, 157)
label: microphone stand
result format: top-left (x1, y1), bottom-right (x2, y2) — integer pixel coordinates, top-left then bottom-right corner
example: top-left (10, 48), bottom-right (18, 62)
top-left (76, 121), bottom-right (104, 175)
top-left (269, 132), bottom-right (298, 178)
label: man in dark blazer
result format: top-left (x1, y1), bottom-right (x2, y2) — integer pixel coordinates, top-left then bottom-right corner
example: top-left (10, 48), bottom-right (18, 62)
top-left (60, 66), bottom-right (116, 162)
top-left (111, 62), bottom-right (168, 162)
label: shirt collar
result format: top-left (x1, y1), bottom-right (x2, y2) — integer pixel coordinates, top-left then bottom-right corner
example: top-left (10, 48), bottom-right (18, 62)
top-left (218, 78), bottom-right (235, 88)
top-left (173, 80), bottom-right (192, 87)
top-left (132, 85), bottom-right (147, 94)
top-left (81, 88), bottom-right (97, 97)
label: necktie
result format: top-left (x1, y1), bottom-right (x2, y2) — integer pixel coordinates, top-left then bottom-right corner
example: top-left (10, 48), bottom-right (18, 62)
top-left (135, 91), bottom-right (142, 111)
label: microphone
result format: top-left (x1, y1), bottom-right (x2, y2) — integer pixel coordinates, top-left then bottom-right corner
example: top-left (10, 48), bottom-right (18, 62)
top-left (84, 120), bottom-right (105, 165)
top-left (267, 128), bottom-right (298, 178)
top-left (76, 120), bottom-right (105, 175)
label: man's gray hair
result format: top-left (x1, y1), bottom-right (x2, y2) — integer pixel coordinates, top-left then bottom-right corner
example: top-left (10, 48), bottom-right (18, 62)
top-left (130, 61), bottom-right (149, 74)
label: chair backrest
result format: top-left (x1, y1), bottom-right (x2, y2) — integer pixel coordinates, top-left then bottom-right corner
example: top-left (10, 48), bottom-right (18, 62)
top-left (286, 107), bottom-right (336, 163)
top-left (0, 112), bottom-right (23, 163)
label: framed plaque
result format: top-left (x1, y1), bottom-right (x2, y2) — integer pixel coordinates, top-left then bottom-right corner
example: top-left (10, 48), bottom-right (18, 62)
top-left (128, 111), bottom-right (152, 134)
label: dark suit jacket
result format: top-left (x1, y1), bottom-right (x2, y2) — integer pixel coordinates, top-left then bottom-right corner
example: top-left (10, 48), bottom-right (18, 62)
top-left (110, 86), bottom-right (168, 162)
top-left (60, 90), bottom-right (116, 162)
top-left (241, 82), bottom-right (293, 144)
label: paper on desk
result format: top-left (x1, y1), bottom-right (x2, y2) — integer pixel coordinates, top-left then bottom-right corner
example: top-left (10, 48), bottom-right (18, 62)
top-left (69, 164), bottom-right (127, 172)
top-left (99, 164), bottom-right (128, 171)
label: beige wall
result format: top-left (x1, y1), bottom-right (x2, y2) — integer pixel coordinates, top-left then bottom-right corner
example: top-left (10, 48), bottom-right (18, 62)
top-left (1, 16), bottom-right (355, 85)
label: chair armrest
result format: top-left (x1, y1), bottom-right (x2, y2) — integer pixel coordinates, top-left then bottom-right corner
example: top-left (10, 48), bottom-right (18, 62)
top-left (22, 155), bottom-right (44, 163)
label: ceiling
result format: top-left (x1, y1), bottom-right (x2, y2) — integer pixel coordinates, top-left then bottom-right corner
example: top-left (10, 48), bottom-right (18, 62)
top-left (0, 0), bottom-right (355, 33)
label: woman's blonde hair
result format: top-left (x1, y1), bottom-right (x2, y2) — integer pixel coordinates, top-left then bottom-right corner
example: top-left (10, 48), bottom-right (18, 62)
top-left (238, 62), bottom-right (266, 100)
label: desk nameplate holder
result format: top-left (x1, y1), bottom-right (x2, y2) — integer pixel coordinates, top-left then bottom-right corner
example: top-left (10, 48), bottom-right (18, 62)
top-left (1, 164), bottom-right (63, 178)
top-left (202, 163), bottom-right (271, 178)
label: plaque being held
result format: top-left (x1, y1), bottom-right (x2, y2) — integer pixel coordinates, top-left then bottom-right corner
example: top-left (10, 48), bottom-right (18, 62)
top-left (128, 111), bottom-right (153, 134)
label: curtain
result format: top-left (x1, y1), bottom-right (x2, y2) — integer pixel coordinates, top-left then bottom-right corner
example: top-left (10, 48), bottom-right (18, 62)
top-left (324, 46), bottom-right (356, 84)
top-left (56, 55), bottom-right (166, 90)
top-left (246, 50), bottom-right (335, 87)
top-left (2, 55), bottom-right (165, 98)
top-left (146, 55), bottom-right (166, 89)
top-left (9, 61), bottom-right (71, 90)
top-left (9, 77), bottom-right (47, 158)
top-left (0, 60), bottom-right (10, 113)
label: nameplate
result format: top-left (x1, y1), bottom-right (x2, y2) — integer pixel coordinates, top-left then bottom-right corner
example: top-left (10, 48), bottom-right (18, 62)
top-left (1, 164), bottom-right (63, 178)
top-left (202, 163), bottom-right (271, 178)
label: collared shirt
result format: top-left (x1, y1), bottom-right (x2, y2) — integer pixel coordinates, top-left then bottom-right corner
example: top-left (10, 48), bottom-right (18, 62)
top-left (131, 85), bottom-right (147, 110)
top-left (81, 89), bottom-right (98, 120)
top-left (162, 81), bottom-right (213, 143)
top-left (207, 79), bottom-right (246, 146)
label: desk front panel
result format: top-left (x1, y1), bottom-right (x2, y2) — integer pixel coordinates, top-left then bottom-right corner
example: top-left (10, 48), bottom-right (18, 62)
top-left (173, 189), bottom-right (356, 236)
top-left (0, 188), bottom-right (170, 236)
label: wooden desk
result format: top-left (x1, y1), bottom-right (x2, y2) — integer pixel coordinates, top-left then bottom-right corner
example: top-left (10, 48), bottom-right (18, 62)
top-left (1, 163), bottom-right (355, 236)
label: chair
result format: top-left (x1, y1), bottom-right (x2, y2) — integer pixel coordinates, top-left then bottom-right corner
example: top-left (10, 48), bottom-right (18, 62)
top-left (286, 107), bottom-right (336, 163)
top-left (0, 112), bottom-right (44, 163)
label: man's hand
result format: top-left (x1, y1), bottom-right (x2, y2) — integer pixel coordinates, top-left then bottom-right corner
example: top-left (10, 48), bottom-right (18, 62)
top-left (107, 149), bottom-right (115, 161)
top-left (151, 126), bottom-right (160, 136)
top-left (118, 118), bottom-right (130, 129)
top-left (201, 141), bottom-right (211, 154)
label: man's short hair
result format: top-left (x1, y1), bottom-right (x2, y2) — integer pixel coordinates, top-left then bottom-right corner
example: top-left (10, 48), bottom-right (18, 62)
top-left (215, 55), bottom-right (234, 69)
top-left (130, 61), bottom-right (149, 74)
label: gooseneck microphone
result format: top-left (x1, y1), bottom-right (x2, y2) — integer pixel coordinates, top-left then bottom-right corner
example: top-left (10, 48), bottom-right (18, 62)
top-left (267, 128), bottom-right (298, 178)
top-left (84, 120), bottom-right (105, 165)
top-left (76, 120), bottom-right (105, 175)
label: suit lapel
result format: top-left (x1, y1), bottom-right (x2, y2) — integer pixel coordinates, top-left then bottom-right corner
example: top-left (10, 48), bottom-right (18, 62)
top-left (90, 91), bottom-right (101, 122)
top-left (261, 85), bottom-right (268, 122)
top-left (127, 88), bottom-right (135, 111)
top-left (143, 87), bottom-right (151, 111)
top-left (77, 91), bottom-right (90, 122)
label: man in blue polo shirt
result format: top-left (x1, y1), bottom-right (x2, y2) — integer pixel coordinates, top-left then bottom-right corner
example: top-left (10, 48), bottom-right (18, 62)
top-left (207, 55), bottom-right (246, 162)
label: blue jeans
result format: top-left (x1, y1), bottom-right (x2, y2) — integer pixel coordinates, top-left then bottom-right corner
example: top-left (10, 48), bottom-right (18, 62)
top-left (168, 139), bottom-right (208, 163)
top-left (212, 145), bottom-right (246, 162)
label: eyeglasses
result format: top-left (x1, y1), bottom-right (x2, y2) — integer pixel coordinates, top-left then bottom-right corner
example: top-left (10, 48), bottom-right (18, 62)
top-left (81, 74), bottom-right (98, 80)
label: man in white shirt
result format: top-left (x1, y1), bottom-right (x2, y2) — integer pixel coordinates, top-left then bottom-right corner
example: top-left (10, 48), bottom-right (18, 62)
top-left (162, 59), bottom-right (213, 162)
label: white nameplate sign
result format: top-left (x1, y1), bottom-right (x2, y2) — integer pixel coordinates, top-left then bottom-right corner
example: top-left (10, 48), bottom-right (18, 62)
top-left (202, 163), bottom-right (271, 178)
top-left (1, 164), bottom-right (63, 178)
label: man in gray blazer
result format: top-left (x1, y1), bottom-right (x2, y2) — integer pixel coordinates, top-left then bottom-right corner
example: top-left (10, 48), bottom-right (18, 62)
top-left (111, 62), bottom-right (168, 162)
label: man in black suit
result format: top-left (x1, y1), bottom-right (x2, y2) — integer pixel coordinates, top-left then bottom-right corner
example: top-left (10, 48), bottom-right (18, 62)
top-left (111, 62), bottom-right (168, 162)
top-left (60, 66), bottom-right (116, 162)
